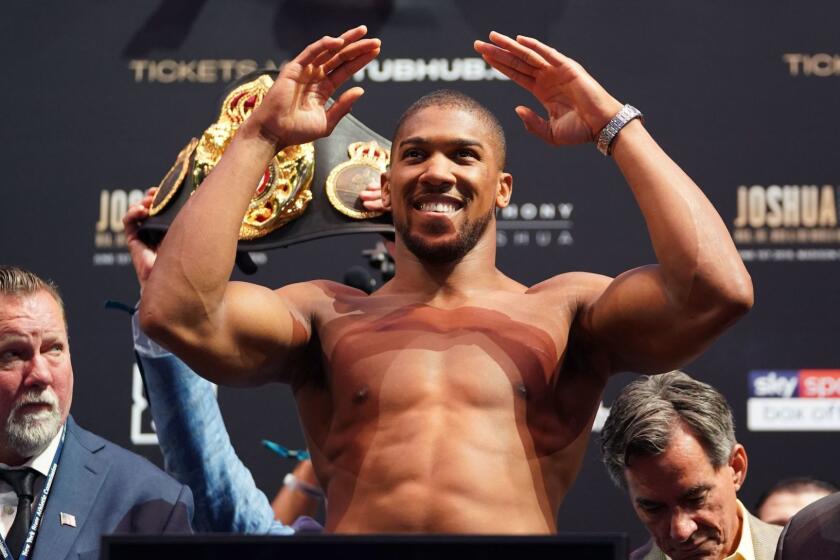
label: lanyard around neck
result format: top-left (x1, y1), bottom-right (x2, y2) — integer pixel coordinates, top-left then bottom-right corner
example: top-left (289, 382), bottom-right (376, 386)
top-left (0, 424), bottom-right (66, 560)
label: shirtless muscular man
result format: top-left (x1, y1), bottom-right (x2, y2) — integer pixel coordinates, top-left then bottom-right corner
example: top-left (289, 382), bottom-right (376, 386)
top-left (140, 26), bottom-right (753, 533)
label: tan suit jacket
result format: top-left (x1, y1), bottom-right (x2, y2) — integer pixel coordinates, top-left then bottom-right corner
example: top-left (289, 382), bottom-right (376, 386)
top-left (631, 512), bottom-right (782, 560)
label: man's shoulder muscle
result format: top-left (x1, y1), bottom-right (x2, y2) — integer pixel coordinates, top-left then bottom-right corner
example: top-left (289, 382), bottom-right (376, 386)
top-left (528, 271), bottom-right (612, 312)
top-left (530, 270), bottom-right (611, 291)
top-left (275, 279), bottom-right (361, 312)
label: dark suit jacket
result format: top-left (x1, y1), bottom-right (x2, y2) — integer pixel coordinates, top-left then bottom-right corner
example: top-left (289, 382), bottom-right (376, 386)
top-left (775, 492), bottom-right (840, 560)
top-left (29, 417), bottom-right (193, 560)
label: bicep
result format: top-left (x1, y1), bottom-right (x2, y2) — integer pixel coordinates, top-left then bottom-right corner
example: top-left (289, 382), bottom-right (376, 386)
top-left (156, 281), bottom-right (313, 386)
top-left (573, 266), bottom-right (731, 375)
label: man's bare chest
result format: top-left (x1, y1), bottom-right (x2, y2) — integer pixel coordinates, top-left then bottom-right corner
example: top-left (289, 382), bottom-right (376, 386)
top-left (296, 292), bottom-right (600, 462)
top-left (314, 296), bottom-right (571, 397)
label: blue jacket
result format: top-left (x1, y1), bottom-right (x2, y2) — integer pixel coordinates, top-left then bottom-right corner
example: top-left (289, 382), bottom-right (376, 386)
top-left (134, 343), bottom-right (295, 535)
top-left (34, 417), bottom-right (193, 560)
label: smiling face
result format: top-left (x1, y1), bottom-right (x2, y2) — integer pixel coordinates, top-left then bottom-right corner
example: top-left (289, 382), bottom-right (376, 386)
top-left (624, 423), bottom-right (747, 560)
top-left (0, 291), bottom-right (73, 465)
top-left (382, 105), bottom-right (512, 264)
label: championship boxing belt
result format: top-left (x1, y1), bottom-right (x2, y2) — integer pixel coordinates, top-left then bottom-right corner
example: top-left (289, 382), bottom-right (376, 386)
top-left (139, 71), bottom-right (394, 252)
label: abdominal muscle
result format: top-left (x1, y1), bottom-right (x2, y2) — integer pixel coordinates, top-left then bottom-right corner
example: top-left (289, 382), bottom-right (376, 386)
top-left (303, 344), bottom-right (573, 534)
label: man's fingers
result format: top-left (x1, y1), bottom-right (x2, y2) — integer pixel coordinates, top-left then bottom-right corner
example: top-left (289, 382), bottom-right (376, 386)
top-left (125, 202), bottom-right (149, 220)
top-left (474, 41), bottom-right (539, 78)
top-left (340, 25), bottom-right (369, 39)
top-left (359, 186), bottom-right (381, 199)
top-left (141, 187), bottom-right (157, 210)
top-left (479, 54), bottom-right (535, 91)
top-left (323, 38), bottom-right (380, 74)
top-left (516, 35), bottom-right (569, 67)
top-left (486, 31), bottom-right (548, 69)
top-left (122, 203), bottom-right (149, 235)
top-left (327, 43), bottom-right (381, 89)
top-left (362, 183), bottom-right (381, 192)
top-left (515, 106), bottom-right (552, 143)
top-left (325, 87), bottom-right (365, 132)
top-left (306, 25), bottom-right (369, 66)
top-left (295, 35), bottom-right (345, 66)
top-left (362, 199), bottom-right (385, 212)
top-left (312, 26), bottom-right (369, 65)
top-left (360, 183), bottom-right (384, 211)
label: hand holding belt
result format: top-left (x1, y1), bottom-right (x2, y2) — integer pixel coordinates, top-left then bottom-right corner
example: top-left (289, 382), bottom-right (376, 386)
top-left (139, 70), bottom-right (394, 254)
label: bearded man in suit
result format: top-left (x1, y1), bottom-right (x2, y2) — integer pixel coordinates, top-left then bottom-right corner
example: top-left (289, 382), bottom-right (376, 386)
top-left (0, 265), bottom-right (192, 559)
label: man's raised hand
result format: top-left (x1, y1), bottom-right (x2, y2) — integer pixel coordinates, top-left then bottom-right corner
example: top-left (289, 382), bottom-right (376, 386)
top-left (123, 187), bottom-right (158, 291)
top-left (251, 25), bottom-right (381, 148)
top-left (474, 32), bottom-right (622, 146)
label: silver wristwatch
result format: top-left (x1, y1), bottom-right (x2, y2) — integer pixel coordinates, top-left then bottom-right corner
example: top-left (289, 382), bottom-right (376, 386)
top-left (596, 104), bottom-right (643, 156)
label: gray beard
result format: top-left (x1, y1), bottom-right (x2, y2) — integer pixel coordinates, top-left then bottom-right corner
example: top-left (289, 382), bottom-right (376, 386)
top-left (398, 205), bottom-right (495, 264)
top-left (4, 390), bottom-right (62, 459)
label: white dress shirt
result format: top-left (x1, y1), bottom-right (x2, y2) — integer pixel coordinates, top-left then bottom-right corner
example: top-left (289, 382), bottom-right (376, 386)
top-left (0, 426), bottom-right (63, 538)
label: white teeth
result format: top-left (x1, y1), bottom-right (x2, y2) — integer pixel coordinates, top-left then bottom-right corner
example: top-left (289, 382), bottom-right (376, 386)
top-left (419, 202), bottom-right (458, 213)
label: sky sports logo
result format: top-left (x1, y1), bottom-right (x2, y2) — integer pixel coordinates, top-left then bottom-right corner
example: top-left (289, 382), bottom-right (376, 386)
top-left (749, 370), bottom-right (840, 399)
top-left (747, 370), bottom-right (840, 431)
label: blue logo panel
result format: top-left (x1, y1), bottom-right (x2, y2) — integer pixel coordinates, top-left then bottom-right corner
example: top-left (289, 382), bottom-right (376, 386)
top-left (748, 370), bottom-right (800, 398)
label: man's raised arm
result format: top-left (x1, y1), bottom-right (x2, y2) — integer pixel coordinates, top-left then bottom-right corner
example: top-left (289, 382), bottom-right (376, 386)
top-left (476, 32), bottom-right (752, 375)
top-left (140, 26), bottom-right (381, 385)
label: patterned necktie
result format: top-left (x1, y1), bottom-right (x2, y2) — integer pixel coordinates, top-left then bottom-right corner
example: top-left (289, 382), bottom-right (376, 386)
top-left (0, 468), bottom-right (38, 558)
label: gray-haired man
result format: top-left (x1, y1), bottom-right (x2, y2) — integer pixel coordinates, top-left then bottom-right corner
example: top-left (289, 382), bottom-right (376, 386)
top-left (0, 265), bottom-right (193, 559)
top-left (601, 371), bottom-right (781, 560)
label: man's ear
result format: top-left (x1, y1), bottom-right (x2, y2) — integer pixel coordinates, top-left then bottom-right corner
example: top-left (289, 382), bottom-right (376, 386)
top-left (381, 170), bottom-right (391, 211)
top-left (729, 444), bottom-right (748, 491)
top-left (495, 172), bottom-right (513, 208)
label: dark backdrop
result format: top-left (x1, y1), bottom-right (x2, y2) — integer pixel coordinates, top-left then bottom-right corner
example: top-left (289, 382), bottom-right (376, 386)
top-left (1, 0), bottom-right (838, 549)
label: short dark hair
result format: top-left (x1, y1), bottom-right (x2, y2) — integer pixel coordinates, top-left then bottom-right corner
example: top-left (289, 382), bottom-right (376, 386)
top-left (0, 265), bottom-right (66, 327)
top-left (600, 371), bottom-right (737, 490)
top-left (755, 477), bottom-right (838, 512)
top-left (393, 89), bottom-right (507, 169)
